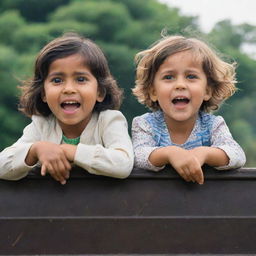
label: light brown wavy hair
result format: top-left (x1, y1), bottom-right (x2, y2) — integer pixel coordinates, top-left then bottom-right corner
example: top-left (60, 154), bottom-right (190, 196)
top-left (19, 33), bottom-right (123, 117)
top-left (132, 35), bottom-right (237, 112)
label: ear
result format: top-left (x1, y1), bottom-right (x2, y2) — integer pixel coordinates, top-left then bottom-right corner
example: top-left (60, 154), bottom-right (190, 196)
top-left (149, 87), bottom-right (158, 102)
top-left (41, 91), bottom-right (47, 103)
top-left (203, 86), bottom-right (212, 101)
top-left (96, 89), bottom-right (105, 103)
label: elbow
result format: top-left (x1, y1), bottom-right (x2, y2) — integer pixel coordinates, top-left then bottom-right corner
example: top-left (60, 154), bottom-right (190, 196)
top-left (239, 151), bottom-right (247, 168)
top-left (113, 160), bottom-right (134, 179)
top-left (233, 149), bottom-right (246, 169)
top-left (0, 171), bottom-right (27, 181)
top-left (113, 149), bottom-right (134, 179)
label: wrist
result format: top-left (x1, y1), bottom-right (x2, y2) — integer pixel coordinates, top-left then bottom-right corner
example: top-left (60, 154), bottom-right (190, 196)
top-left (60, 144), bottom-right (76, 162)
top-left (166, 146), bottom-right (185, 163)
top-left (190, 146), bottom-right (207, 165)
top-left (25, 143), bottom-right (39, 166)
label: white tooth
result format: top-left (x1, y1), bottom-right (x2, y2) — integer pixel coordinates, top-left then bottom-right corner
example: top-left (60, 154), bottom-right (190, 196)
top-left (64, 101), bottom-right (77, 104)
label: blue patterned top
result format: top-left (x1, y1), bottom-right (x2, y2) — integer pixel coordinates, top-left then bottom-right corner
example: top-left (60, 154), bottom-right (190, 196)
top-left (144, 110), bottom-right (214, 149)
top-left (132, 110), bottom-right (246, 171)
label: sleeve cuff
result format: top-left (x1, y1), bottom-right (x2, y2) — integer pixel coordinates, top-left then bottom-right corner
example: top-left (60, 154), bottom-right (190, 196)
top-left (214, 145), bottom-right (246, 170)
top-left (74, 143), bottom-right (97, 173)
top-left (13, 143), bottom-right (36, 168)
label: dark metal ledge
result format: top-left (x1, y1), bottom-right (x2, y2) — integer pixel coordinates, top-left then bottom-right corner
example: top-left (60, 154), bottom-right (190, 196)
top-left (0, 166), bottom-right (256, 255)
top-left (26, 164), bottom-right (256, 179)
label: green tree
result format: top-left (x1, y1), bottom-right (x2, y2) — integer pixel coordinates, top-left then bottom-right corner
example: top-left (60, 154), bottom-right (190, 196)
top-left (0, 0), bottom-right (255, 167)
top-left (0, 0), bottom-right (71, 22)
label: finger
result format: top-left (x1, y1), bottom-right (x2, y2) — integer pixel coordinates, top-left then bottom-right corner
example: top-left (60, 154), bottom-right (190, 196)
top-left (64, 159), bottom-right (72, 171)
top-left (183, 166), bottom-right (197, 183)
top-left (177, 167), bottom-right (190, 182)
top-left (61, 156), bottom-right (72, 173)
top-left (41, 165), bottom-right (47, 176)
top-left (52, 160), bottom-right (69, 185)
top-left (184, 167), bottom-right (195, 182)
top-left (57, 160), bottom-right (70, 180)
top-left (51, 160), bottom-right (65, 180)
top-left (188, 168), bottom-right (199, 183)
top-left (59, 179), bottom-right (66, 185)
top-left (197, 169), bottom-right (204, 185)
top-left (192, 167), bottom-right (204, 185)
top-left (46, 163), bottom-right (62, 182)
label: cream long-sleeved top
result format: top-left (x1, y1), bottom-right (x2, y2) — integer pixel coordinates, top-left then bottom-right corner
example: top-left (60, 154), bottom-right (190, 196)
top-left (0, 110), bottom-right (134, 180)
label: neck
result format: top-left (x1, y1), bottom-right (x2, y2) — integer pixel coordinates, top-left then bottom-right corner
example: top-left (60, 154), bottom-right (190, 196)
top-left (58, 113), bottom-right (93, 139)
top-left (164, 115), bottom-right (197, 145)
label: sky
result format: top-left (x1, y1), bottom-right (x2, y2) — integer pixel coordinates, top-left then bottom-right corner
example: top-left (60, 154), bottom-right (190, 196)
top-left (158, 0), bottom-right (256, 32)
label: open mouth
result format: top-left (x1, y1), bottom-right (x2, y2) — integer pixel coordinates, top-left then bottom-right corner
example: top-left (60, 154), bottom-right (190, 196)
top-left (61, 101), bottom-right (81, 112)
top-left (172, 97), bottom-right (190, 105)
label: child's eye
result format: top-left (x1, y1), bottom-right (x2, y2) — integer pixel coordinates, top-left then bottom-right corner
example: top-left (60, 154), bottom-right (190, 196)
top-left (51, 77), bottom-right (63, 84)
top-left (187, 74), bottom-right (198, 79)
top-left (163, 74), bottom-right (174, 80)
top-left (76, 76), bottom-right (87, 83)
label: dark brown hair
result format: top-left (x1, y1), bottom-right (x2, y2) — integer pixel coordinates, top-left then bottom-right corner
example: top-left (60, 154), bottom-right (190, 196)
top-left (133, 35), bottom-right (237, 112)
top-left (19, 33), bottom-right (123, 117)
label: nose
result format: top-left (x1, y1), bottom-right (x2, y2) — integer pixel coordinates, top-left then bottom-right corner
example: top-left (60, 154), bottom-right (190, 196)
top-left (175, 77), bottom-right (187, 90)
top-left (62, 81), bottom-right (76, 94)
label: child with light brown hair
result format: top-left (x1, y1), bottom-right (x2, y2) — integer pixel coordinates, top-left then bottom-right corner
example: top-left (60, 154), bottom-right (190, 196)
top-left (132, 35), bottom-right (246, 184)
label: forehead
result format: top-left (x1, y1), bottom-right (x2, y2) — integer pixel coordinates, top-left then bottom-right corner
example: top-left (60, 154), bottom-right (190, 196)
top-left (48, 54), bottom-right (88, 70)
top-left (160, 50), bottom-right (204, 70)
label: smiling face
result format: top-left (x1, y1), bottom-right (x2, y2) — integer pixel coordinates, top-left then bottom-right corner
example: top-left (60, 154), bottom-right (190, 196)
top-left (43, 54), bottom-right (104, 138)
top-left (150, 50), bottom-right (211, 128)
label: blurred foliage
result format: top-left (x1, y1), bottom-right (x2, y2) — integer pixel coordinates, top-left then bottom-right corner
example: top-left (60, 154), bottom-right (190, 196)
top-left (0, 0), bottom-right (71, 21)
top-left (0, 0), bottom-right (255, 166)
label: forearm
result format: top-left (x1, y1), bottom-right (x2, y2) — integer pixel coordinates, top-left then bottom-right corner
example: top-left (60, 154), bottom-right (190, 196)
top-left (0, 143), bottom-right (34, 180)
top-left (149, 146), bottom-right (205, 184)
top-left (193, 146), bottom-right (229, 167)
top-left (149, 146), bottom-right (177, 167)
top-left (213, 145), bottom-right (246, 169)
top-left (75, 144), bottom-right (133, 179)
top-left (211, 116), bottom-right (245, 169)
top-left (206, 147), bottom-right (229, 166)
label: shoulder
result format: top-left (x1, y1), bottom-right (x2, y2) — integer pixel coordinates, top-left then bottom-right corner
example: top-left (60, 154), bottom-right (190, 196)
top-left (132, 112), bottom-right (153, 130)
top-left (133, 111), bottom-right (162, 126)
top-left (211, 114), bottom-right (229, 131)
top-left (30, 114), bottom-right (58, 133)
top-left (200, 111), bottom-right (226, 122)
top-left (98, 110), bottom-right (126, 121)
top-left (132, 111), bottom-right (163, 136)
top-left (198, 111), bottom-right (222, 129)
top-left (31, 114), bottom-right (54, 127)
top-left (97, 110), bottom-right (128, 128)
top-left (199, 111), bottom-right (216, 122)
top-left (132, 112), bottom-right (151, 124)
top-left (199, 112), bottom-right (229, 134)
top-left (200, 112), bottom-right (226, 126)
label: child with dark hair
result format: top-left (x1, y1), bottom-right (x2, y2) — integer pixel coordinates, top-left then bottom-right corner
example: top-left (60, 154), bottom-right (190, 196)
top-left (0, 33), bottom-right (134, 184)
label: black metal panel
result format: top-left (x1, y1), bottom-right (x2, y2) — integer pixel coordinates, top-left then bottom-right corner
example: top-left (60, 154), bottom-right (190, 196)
top-left (1, 217), bottom-right (256, 254)
top-left (0, 166), bottom-right (256, 255)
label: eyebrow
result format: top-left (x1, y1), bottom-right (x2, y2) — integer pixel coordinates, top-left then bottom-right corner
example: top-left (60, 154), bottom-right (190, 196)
top-left (159, 68), bottom-right (201, 75)
top-left (47, 71), bottom-right (92, 78)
